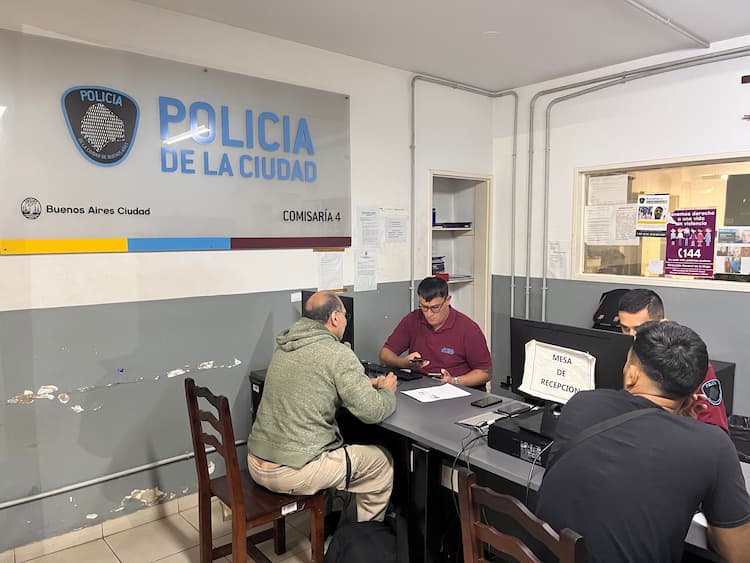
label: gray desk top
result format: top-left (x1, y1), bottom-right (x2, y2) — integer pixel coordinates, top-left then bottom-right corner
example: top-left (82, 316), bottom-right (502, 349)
top-left (382, 377), bottom-right (544, 489)
top-left (381, 377), bottom-right (750, 552)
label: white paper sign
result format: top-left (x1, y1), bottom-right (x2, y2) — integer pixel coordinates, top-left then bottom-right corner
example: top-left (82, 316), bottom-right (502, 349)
top-left (354, 249), bottom-right (377, 292)
top-left (588, 174), bottom-right (629, 205)
top-left (317, 252), bottom-right (343, 291)
top-left (385, 216), bottom-right (408, 243)
top-left (518, 340), bottom-right (595, 404)
top-left (584, 204), bottom-right (638, 246)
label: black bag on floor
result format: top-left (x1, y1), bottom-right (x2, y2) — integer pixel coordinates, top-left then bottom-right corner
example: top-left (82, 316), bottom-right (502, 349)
top-left (324, 510), bottom-right (408, 563)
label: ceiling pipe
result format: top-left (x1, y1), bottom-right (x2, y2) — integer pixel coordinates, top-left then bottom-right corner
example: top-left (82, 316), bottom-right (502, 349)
top-left (410, 75), bottom-right (518, 314)
top-left (623, 0), bottom-right (710, 49)
top-left (539, 45), bottom-right (750, 321)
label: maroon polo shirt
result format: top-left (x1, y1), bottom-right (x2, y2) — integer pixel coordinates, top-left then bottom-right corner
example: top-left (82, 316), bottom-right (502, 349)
top-left (383, 307), bottom-right (492, 379)
top-left (697, 363), bottom-right (729, 433)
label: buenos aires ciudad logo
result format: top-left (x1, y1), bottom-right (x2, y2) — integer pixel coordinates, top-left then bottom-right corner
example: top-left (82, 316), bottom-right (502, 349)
top-left (61, 86), bottom-right (139, 166)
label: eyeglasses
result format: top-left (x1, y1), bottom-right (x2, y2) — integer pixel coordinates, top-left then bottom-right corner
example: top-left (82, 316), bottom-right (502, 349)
top-left (418, 299), bottom-right (447, 314)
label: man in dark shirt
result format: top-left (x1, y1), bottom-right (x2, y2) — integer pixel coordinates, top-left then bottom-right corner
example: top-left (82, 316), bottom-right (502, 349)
top-left (617, 288), bottom-right (728, 432)
top-left (536, 321), bottom-right (750, 563)
top-left (379, 276), bottom-right (491, 388)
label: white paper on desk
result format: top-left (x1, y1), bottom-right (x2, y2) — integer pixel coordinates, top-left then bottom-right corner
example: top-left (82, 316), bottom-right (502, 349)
top-left (401, 384), bottom-right (471, 403)
top-left (518, 340), bottom-right (595, 404)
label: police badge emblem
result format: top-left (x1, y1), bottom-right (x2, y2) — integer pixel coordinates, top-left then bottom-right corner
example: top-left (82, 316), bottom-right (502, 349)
top-left (701, 378), bottom-right (723, 406)
top-left (61, 86), bottom-right (139, 166)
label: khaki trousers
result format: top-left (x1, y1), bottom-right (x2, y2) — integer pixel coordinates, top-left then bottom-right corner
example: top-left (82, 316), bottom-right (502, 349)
top-left (247, 445), bottom-right (393, 522)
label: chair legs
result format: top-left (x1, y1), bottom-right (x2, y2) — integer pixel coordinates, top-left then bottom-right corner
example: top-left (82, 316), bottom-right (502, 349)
top-left (198, 493), bottom-right (214, 563)
top-left (272, 518), bottom-right (286, 555)
top-left (309, 501), bottom-right (325, 563)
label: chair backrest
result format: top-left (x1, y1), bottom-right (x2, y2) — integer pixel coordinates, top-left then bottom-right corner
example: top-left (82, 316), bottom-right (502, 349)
top-left (457, 469), bottom-right (585, 563)
top-left (185, 377), bottom-right (245, 515)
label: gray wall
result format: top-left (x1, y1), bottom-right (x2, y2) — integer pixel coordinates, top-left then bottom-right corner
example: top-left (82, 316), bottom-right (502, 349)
top-left (491, 275), bottom-right (750, 414)
top-left (5, 275), bottom-right (744, 550)
top-left (0, 283), bottom-right (411, 551)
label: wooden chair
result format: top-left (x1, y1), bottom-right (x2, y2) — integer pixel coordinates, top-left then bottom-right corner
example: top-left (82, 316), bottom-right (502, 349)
top-left (185, 377), bottom-right (325, 563)
top-left (457, 468), bottom-right (585, 563)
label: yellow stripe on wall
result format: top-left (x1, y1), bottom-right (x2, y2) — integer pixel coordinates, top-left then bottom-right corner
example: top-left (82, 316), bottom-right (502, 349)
top-left (0, 239), bottom-right (128, 255)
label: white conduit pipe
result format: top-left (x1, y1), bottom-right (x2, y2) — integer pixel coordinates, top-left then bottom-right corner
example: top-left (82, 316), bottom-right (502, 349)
top-left (623, 0), bottom-right (710, 49)
top-left (539, 46), bottom-right (750, 320)
top-left (0, 439), bottom-right (246, 511)
top-left (525, 42), bottom-right (750, 320)
top-left (409, 75), bottom-right (518, 314)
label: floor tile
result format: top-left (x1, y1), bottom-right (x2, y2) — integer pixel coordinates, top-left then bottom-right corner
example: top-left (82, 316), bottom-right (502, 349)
top-left (103, 498), bottom-right (180, 536)
top-left (177, 493), bottom-right (198, 512)
top-left (15, 525), bottom-right (102, 562)
top-left (180, 500), bottom-right (232, 539)
top-left (105, 514), bottom-right (198, 563)
top-left (23, 540), bottom-right (118, 563)
top-left (153, 546), bottom-right (232, 563)
top-left (215, 524), bottom-right (312, 563)
top-left (285, 511), bottom-right (311, 535)
top-left (0, 550), bottom-right (13, 563)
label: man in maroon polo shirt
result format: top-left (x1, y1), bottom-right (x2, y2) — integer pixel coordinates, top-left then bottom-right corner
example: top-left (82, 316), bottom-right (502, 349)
top-left (379, 276), bottom-right (491, 389)
top-left (617, 288), bottom-right (729, 433)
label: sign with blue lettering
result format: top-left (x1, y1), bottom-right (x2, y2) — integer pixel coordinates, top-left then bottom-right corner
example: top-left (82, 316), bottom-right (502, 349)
top-left (0, 30), bottom-right (350, 253)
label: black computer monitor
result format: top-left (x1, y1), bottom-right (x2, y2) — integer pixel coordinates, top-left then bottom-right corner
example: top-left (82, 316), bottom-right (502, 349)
top-left (301, 290), bottom-right (354, 351)
top-left (509, 317), bottom-right (632, 397)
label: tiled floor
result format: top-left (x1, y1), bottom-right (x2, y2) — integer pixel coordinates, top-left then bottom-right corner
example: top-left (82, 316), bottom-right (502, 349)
top-left (17, 501), bottom-right (318, 563)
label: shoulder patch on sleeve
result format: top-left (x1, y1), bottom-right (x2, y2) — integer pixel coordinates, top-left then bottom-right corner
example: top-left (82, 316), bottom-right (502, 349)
top-left (701, 379), bottom-right (723, 406)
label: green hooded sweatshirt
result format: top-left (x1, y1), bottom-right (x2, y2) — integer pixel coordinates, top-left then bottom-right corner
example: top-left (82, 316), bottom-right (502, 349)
top-left (247, 317), bottom-right (396, 468)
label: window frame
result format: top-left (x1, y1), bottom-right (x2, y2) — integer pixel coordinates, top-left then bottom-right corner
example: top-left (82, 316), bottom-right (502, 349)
top-left (572, 150), bottom-right (750, 292)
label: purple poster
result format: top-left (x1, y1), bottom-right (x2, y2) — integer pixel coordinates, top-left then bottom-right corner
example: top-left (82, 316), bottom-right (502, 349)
top-left (664, 208), bottom-right (716, 277)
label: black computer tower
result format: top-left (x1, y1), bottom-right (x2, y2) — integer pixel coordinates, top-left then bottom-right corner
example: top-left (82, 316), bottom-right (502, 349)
top-left (249, 369), bottom-right (267, 424)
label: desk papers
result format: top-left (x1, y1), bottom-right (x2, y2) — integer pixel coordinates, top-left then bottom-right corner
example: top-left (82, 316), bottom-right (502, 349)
top-left (401, 383), bottom-right (470, 403)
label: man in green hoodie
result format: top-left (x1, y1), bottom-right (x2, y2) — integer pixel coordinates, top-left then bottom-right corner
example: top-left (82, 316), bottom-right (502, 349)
top-left (247, 291), bottom-right (398, 522)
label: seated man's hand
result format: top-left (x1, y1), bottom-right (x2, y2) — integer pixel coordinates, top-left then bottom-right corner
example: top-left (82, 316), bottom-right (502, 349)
top-left (405, 352), bottom-right (430, 370)
top-left (678, 393), bottom-right (709, 419)
top-left (376, 373), bottom-right (398, 392)
top-left (437, 369), bottom-right (452, 383)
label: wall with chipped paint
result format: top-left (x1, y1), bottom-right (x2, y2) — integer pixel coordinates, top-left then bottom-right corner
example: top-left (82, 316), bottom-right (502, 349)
top-left (0, 283), bottom-right (410, 549)
top-left (0, 0), bottom-right (490, 551)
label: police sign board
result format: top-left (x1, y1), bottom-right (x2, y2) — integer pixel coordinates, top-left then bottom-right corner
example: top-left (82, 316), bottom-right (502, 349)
top-left (0, 30), bottom-right (350, 254)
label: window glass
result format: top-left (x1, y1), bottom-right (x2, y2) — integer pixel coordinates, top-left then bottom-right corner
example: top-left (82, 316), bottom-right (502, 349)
top-left (582, 159), bottom-right (750, 281)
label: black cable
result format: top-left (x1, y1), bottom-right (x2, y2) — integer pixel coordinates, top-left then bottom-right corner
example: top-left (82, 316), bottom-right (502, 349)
top-left (524, 440), bottom-right (554, 506)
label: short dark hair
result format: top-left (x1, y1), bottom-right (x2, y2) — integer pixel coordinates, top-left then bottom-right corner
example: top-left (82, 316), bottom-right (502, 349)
top-left (618, 289), bottom-right (664, 320)
top-left (631, 321), bottom-right (708, 398)
top-left (417, 276), bottom-right (449, 302)
top-left (304, 292), bottom-right (343, 323)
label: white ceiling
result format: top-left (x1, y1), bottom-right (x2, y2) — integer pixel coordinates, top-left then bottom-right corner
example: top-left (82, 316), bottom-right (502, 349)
top-left (133, 0), bottom-right (750, 91)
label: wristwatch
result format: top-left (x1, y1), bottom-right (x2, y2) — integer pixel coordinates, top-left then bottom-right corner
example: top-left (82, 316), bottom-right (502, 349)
top-left (453, 376), bottom-right (459, 385)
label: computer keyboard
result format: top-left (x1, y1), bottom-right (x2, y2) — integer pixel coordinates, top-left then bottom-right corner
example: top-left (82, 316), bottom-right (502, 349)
top-left (361, 361), bottom-right (422, 381)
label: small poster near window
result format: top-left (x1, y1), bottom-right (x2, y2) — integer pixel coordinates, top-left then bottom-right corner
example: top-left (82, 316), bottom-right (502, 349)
top-left (636, 194), bottom-right (670, 237)
top-left (715, 227), bottom-right (750, 275)
top-left (664, 208), bottom-right (716, 277)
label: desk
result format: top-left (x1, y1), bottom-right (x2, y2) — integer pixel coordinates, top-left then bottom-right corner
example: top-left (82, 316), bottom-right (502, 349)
top-left (377, 378), bottom-right (750, 561)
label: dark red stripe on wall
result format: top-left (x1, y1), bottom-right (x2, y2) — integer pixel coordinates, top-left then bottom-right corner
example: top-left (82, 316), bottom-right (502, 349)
top-left (230, 237), bottom-right (351, 249)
